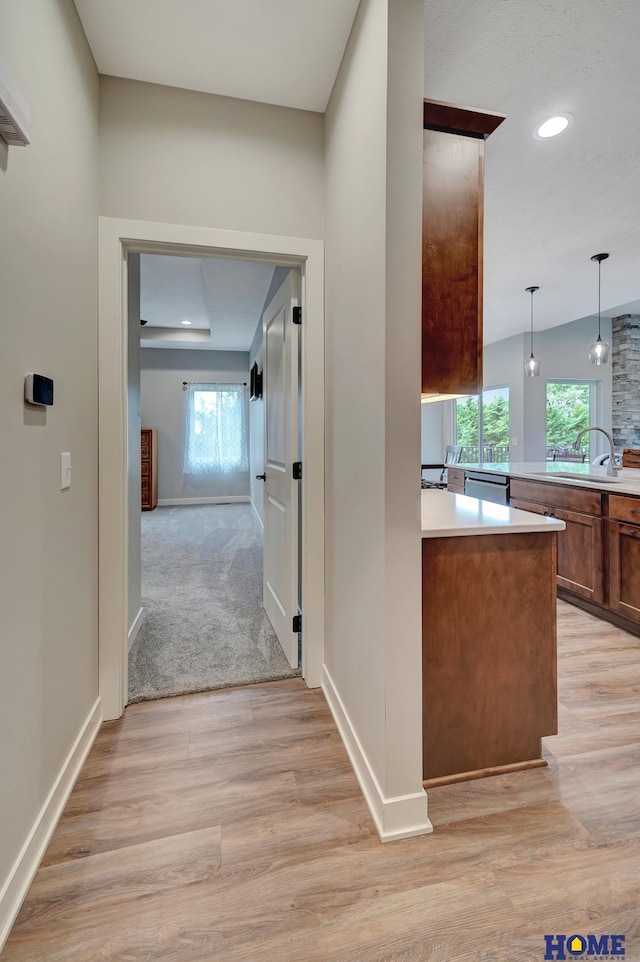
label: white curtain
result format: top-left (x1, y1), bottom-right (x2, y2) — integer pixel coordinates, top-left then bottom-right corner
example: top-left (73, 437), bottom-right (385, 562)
top-left (183, 383), bottom-right (248, 475)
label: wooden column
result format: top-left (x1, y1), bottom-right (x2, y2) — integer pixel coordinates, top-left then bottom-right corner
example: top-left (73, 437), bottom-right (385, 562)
top-left (422, 99), bottom-right (505, 400)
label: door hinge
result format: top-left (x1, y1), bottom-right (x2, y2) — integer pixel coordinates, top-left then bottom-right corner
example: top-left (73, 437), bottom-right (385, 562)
top-left (292, 614), bottom-right (302, 633)
top-left (292, 461), bottom-right (302, 480)
top-left (292, 306), bottom-right (302, 325)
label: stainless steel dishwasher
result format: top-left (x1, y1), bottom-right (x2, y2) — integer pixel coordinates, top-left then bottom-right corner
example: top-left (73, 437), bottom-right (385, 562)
top-left (464, 471), bottom-right (510, 505)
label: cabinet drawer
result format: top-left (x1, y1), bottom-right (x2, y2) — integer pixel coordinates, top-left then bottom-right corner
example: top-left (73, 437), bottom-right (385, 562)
top-left (141, 443), bottom-right (150, 461)
top-left (510, 478), bottom-right (602, 516)
top-left (447, 467), bottom-right (465, 494)
top-left (510, 498), bottom-right (548, 517)
top-left (141, 460), bottom-right (150, 478)
top-left (608, 494), bottom-right (640, 524)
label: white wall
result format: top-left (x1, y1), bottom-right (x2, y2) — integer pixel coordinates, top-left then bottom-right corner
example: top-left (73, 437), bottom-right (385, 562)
top-left (0, 0), bottom-right (99, 940)
top-left (127, 255), bottom-right (142, 635)
top-left (99, 77), bottom-right (324, 239)
top-left (324, 0), bottom-right (429, 838)
top-left (483, 332), bottom-right (526, 454)
top-left (420, 403), bottom-right (445, 465)
top-left (140, 349), bottom-right (250, 502)
top-left (484, 316), bottom-right (613, 460)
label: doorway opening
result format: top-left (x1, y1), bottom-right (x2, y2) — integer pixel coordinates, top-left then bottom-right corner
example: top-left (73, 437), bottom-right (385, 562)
top-left (97, 218), bottom-right (324, 721)
top-left (126, 252), bottom-right (302, 703)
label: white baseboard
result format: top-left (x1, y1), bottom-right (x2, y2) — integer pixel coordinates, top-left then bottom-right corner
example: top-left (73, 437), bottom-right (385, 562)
top-left (128, 606), bottom-right (145, 652)
top-left (157, 496), bottom-right (250, 506)
top-left (250, 498), bottom-right (264, 529)
top-left (0, 697), bottom-right (102, 951)
top-left (321, 667), bottom-right (432, 842)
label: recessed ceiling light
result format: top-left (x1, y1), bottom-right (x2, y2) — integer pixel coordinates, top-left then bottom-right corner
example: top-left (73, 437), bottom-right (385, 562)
top-left (533, 113), bottom-right (573, 140)
top-left (181, 319), bottom-right (192, 326)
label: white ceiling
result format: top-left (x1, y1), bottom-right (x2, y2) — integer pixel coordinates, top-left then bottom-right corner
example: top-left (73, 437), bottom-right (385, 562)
top-left (76, 0), bottom-right (640, 345)
top-left (73, 0), bottom-right (360, 112)
top-left (140, 255), bottom-right (210, 330)
top-left (140, 254), bottom-right (275, 351)
top-left (424, 0), bottom-right (640, 343)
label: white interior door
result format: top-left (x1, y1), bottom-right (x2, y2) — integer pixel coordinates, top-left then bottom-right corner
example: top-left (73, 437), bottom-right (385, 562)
top-left (262, 271), bottom-right (299, 668)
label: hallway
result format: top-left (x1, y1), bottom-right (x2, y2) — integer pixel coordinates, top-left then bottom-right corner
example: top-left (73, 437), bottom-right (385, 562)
top-left (3, 601), bottom-right (640, 961)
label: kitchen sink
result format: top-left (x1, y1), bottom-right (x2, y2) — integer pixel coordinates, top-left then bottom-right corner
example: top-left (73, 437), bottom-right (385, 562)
top-left (531, 472), bottom-right (622, 484)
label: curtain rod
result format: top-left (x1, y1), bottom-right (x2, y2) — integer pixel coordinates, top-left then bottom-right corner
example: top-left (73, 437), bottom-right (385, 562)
top-left (182, 380), bottom-right (247, 387)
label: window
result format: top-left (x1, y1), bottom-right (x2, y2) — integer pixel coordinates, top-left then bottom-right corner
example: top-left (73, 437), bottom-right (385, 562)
top-left (184, 383), bottom-right (248, 475)
top-left (455, 387), bottom-right (510, 463)
top-left (546, 381), bottom-right (593, 460)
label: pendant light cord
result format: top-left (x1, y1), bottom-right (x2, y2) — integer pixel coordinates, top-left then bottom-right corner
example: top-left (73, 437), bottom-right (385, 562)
top-left (530, 289), bottom-right (534, 354)
top-left (591, 252), bottom-right (609, 341)
top-left (526, 286), bottom-right (539, 353)
top-left (597, 258), bottom-right (602, 338)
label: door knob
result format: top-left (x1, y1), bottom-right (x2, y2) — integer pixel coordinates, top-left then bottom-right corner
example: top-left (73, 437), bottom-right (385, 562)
top-left (256, 473), bottom-right (266, 481)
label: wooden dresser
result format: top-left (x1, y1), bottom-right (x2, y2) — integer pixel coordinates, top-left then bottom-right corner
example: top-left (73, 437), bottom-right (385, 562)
top-left (141, 428), bottom-right (158, 511)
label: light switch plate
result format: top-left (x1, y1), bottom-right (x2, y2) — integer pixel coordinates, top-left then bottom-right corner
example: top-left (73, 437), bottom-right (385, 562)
top-left (61, 452), bottom-right (71, 490)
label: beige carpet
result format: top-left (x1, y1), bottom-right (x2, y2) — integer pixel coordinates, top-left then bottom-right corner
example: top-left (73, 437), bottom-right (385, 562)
top-left (128, 503), bottom-right (299, 703)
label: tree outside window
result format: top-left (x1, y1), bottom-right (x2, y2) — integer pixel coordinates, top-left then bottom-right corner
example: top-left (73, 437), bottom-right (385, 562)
top-left (455, 387), bottom-right (509, 462)
top-left (546, 382), bottom-right (591, 459)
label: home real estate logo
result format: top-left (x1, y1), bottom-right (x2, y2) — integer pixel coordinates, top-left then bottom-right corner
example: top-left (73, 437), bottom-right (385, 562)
top-left (544, 933), bottom-right (626, 960)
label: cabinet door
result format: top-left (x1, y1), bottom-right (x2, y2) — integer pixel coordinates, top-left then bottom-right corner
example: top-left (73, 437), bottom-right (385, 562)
top-left (511, 500), bottom-right (603, 603)
top-left (421, 101), bottom-right (504, 400)
top-left (422, 128), bottom-right (483, 397)
top-left (609, 521), bottom-right (640, 623)
top-left (552, 507), bottom-right (603, 603)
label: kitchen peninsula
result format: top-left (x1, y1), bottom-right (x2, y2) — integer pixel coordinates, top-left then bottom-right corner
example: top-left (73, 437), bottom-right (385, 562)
top-left (421, 489), bottom-right (564, 787)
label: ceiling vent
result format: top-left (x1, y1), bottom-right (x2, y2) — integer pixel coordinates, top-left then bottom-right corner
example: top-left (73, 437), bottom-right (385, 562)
top-left (0, 56), bottom-right (31, 146)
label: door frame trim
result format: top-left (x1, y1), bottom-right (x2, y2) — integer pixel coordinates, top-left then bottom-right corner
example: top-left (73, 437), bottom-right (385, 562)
top-left (98, 216), bottom-right (325, 719)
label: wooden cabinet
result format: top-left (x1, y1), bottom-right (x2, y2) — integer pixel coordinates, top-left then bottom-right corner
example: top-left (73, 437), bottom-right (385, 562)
top-left (510, 479), bottom-right (604, 604)
top-left (141, 428), bottom-right (158, 511)
top-left (608, 494), bottom-right (640, 623)
top-left (422, 531), bottom-right (558, 786)
top-left (510, 478), bottom-right (640, 635)
top-left (511, 497), bottom-right (604, 603)
top-left (421, 100), bottom-right (505, 400)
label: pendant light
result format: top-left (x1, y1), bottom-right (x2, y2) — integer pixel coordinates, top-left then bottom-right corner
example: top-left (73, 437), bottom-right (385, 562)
top-left (588, 252), bottom-right (610, 365)
top-left (524, 285), bottom-right (541, 377)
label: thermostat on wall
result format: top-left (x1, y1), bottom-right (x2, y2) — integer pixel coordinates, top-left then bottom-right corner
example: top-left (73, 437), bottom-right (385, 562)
top-left (25, 373), bottom-right (54, 406)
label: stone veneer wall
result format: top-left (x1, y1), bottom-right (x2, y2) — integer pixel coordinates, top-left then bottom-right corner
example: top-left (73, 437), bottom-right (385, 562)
top-left (612, 314), bottom-right (640, 450)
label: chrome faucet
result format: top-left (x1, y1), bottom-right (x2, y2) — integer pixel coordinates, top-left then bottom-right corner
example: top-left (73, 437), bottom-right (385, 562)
top-left (573, 426), bottom-right (619, 476)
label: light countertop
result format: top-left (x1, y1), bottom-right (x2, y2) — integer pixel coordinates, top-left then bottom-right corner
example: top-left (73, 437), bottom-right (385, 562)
top-left (456, 461), bottom-right (640, 496)
top-left (421, 489), bottom-right (565, 539)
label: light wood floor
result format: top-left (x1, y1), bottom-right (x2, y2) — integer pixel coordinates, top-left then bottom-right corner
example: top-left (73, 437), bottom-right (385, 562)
top-left (3, 601), bottom-right (640, 961)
